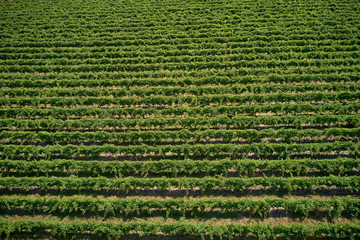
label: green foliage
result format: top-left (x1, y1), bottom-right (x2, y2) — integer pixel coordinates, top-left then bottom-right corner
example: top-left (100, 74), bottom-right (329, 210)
top-left (0, 0), bottom-right (359, 238)
top-left (0, 158), bottom-right (358, 177)
top-left (1, 196), bottom-right (359, 219)
top-left (0, 219), bottom-right (359, 239)
top-left (0, 175), bottom-right (359, 193)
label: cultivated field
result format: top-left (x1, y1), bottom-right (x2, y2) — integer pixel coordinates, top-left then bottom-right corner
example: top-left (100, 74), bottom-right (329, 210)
top-left (0, 0), bottom-right (360, 239)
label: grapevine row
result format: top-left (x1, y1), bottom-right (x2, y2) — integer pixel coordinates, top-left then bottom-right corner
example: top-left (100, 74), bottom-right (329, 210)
top-left (1, 58), bottom-right (358, 73)
top-left (1, 175), bottom-right (359, 193)
top-left (2, 27), bottom-right (357, 43)
top-left (1, 72), bottom-right (358, 88)
top-left (2, 35), bottom-right (358, 48)
top-left (1, 195), bottom-right (359, 218)
top-left (2, 83), bottom-right (359, 98)
top-left (1, 115), bottom-right (358, 131)
top-left (1, 220), bottom-right (359, 239)
top-left (1, 158), bottom-right (357, 177)
top-left (2, 51), bottom-right (358, 66)
top-left (1, 92), bottom-right (359, 107)
top-left (1, 43), bottom-right (357, 58)
top-left (1, 45), bottom-right (358, 60)
top-left (0, 142), bottom-right (358, 159)
top-left (1, 103), bottom-right (359, 119)
top-left (1, 128), bottom-right (358, 145)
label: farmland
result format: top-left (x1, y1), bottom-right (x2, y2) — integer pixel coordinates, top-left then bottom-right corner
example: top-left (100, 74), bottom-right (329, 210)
top-left (0, 0), bottom-right (360, 239)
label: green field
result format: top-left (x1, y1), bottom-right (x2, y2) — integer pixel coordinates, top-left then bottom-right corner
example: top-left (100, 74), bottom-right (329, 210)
top-left (0, 0), bottom-right (360, 239)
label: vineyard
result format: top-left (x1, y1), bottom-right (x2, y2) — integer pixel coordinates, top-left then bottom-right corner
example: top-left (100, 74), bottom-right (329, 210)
top-left (0, 0), bottom-right (360, 239)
